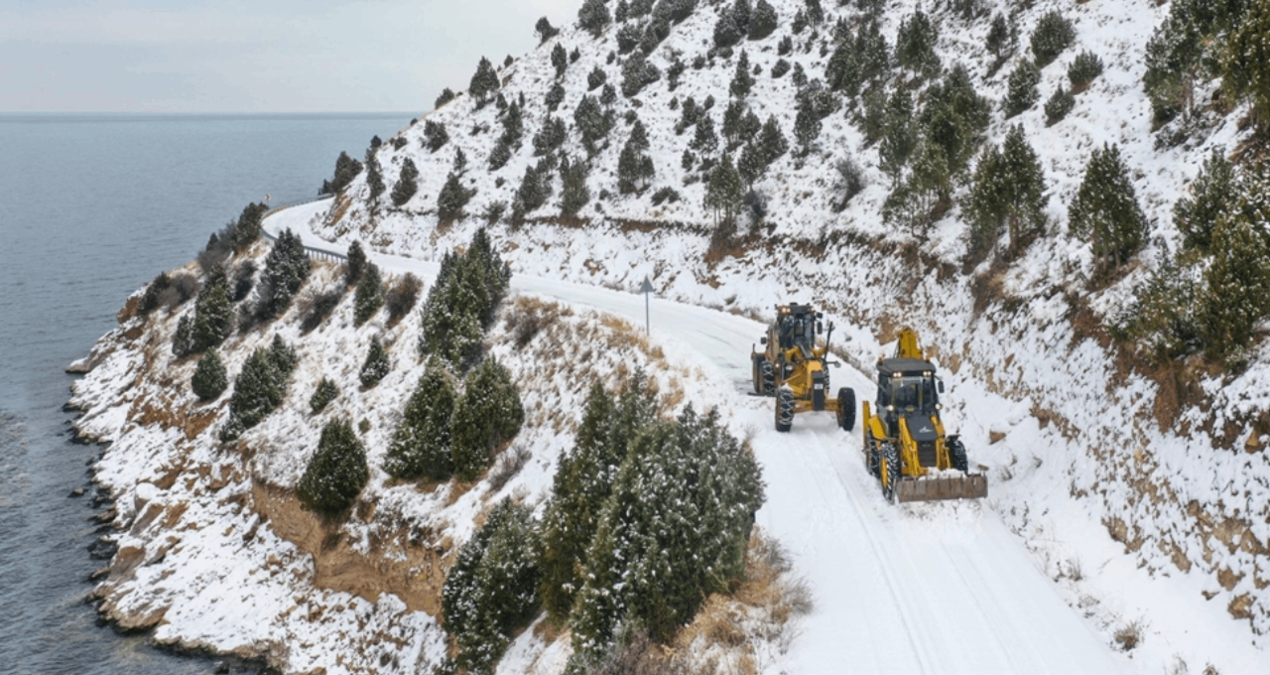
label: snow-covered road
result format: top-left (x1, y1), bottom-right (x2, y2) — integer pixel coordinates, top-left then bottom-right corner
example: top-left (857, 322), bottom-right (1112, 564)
top-left (267, 200), bottom-right (1125, 673)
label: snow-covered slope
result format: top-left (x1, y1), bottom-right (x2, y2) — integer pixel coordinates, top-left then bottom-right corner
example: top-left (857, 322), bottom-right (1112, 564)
top-left (315, 0), bottom-right (1270, 650)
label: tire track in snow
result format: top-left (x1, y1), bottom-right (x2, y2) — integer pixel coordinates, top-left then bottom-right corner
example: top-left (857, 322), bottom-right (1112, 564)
top-left (264, 202), bottom-right (1128, 675)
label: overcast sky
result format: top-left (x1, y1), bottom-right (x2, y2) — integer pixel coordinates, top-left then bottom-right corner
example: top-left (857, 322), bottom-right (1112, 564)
top-left (1, 0), bottom-right (581, 113)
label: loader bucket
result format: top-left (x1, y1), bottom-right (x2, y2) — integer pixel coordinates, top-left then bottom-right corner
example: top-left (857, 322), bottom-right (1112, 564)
top-left (895, 473), bottom-right (988, 503)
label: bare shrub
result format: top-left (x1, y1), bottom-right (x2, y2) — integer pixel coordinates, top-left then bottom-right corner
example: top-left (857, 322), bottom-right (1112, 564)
top-left (1114, 620), bottom-right (1143, 651)
top-left (504, 296), bottom-right (563, 350)
top-left (487, 444), bottom-right (531, 493)
top-left (385, 273), bottom-right (423, 326)
top-left (159, 273), bottom-right (200, 310)
top-left (230, 260), bottom-right (257, 302)
top-left (593, 628), bottom-right (684, 675)
top-left (298, 286), bottom-right (345, 334)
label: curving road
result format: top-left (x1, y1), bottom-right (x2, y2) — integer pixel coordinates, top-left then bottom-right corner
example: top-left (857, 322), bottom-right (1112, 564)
top-left (266, 200), bottom-right (1126, 674)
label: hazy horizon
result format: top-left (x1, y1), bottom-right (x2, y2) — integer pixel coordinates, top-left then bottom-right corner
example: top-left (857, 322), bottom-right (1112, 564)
top-left (2, 0), bottom-right (580, 114)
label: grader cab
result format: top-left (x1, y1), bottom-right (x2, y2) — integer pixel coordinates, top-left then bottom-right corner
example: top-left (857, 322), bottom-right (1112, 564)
top-left (752, 303), bottom-right (855, 433)
top-left (859, 328), bottom-right (987, 503)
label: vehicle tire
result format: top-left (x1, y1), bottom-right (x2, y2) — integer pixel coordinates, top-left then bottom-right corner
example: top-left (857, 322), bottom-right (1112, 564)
top-left (866, 440), bottom-right (880, 477)
top-left (760, 358), bottom-right (775, 395)
top-left (948, 436), bottom-right (969, 473)
top-left (752, 355), bottom-right (766, 395)
top-left (836, 387), bottom-right (856, 431)
top-left (775, 388), bottom-right (794, 432)
top-left (880, 442), bottom-right (900, 503)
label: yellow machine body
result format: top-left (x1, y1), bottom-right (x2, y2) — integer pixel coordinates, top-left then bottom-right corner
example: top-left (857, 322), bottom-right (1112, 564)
top-left (860, 329), bottom-right (987, 503)
top-left (751, 303), bottom-right (855, 433)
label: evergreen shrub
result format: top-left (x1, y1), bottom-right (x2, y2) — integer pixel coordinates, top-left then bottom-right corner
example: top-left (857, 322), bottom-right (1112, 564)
top-left (296, 419), bottom-right (369, 519)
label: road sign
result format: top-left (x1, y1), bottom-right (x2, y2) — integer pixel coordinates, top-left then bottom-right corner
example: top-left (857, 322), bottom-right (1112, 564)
top-left (640, 276), bottom-right (654, 334)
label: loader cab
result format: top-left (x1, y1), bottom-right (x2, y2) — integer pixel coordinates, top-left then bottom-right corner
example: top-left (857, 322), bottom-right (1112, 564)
top-left (774, 304), bottom-right (820, 358)
top-left (876, 358), bottom-right (942, 432)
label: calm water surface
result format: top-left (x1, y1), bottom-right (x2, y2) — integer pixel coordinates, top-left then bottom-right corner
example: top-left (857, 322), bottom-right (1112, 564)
top-left (0, 112), bottom-right (410, 674)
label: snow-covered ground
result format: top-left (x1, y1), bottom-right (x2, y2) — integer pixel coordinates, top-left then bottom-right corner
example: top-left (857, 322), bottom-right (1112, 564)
top-left (268, 199), bottom-right (1263, 673)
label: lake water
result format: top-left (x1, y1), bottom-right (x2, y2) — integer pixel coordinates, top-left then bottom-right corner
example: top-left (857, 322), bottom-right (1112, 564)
top-left (0, 112), bottom-right (410, 674)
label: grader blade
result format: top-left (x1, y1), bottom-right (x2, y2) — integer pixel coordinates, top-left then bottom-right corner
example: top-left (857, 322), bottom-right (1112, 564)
top-left (895, 473), bottom-right (988, 503)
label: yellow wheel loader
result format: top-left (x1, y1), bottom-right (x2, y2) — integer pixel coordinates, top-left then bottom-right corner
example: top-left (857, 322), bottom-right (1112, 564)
top-left (751, 303), bottom-right (855, 433)
top-left (854, 328), bottom-right (987, 503)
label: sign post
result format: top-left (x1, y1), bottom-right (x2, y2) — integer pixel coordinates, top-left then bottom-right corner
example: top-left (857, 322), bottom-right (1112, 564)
top-left (640, 276), bottom-right (654, 335)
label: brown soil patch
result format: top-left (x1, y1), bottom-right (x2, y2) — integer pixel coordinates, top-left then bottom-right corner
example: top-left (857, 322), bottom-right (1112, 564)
top-left (250, 480), bottom-right (449, 616)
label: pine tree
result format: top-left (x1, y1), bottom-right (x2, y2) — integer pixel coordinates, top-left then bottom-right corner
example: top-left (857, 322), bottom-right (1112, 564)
top-left (1202, 214), bottom-right (1270, 360)
top-left (359, 335), bottom-right (390, 388)
top-left (552, 43), bottom-right (568, 78)
top-left (737, 140), bottom-right (766, 188)
top-left (617, 120), bottom-right (655, 194)
top-left (269, 333), bottom-right (298, 375)
top-left (1174, 148), bottom-right (1236, 253)
top-left (921, 64), bottom-right (990, 173)
top-left (964, 125), bottom-right (1048, 259)
top-left (545, 81), bottom-right (566, 111)
top-left (326, 151), bottom-right (363, 194)
top-left (191, 348), bottom-right (228, 401)
top-left (229, 347), bottom-right (286, 428)
top-left (345, 240), bottom-right (367, 287)
top-left (1044, 86), bottom-right (1075, 125)
top-left (878, 89), bottom-right (916, 182)
top-left (1223, 0), bottom-right (1270, 128)
top-left (435, 87), bottom-right (457, 109)
top-left (578, 0), bottom-right (612, 34)
top-left (353, 262), bottom-right (384, 326)
top-left (587, 66), bottom-right (607, 91)
top-left (535, 16), bottom-right (559, 44)
top-left (449, 357), bottom-right (524, 481)
top-left (714, 7), bottom-right (743, 48)
top-left (390, 157), bottom-right (419, 207)
top-left (384, 358), bottom-right (458, 481)
top-left (258, 228), bottom-right (311, 317)
top-left (500, 102), bottom-right (524, 146)
top-left (364, 149), bottom-right (385, 206)
top-left (561, 157), bottom-right (592, 218)
top-left (620, 51), bottom-right (661, 97)
top-left (192, 278), bottom-right (234, 353)
top-left (758, 115), bottom-right (788, 166)
top-left (532, 115), bottom-right (568, 156)
top-left (569, 403), bottom-right (763, 658)
top-left (690, 113), bottom-right (719, 156)
top-left (296, 419), bottom-right (369, 519)
top-left (574, 95), bottom-right (614, 156)
top-left (705, 154), bottom-right (743, 224)
top-left (1004, 61), bottom-right (1041, 118)
top-left (1068, 51), bottom-right (1104, 92)
top-left (468, 56), bottom-right (501, 108)
top-left (172, 315), bottom-right (195, 358)
top-left (748, 0), bottom-right (777, 40)
top-left (309, 377), bottom-right (339, 414)
top-left (443, 499), bottom-right (539, 672)
top-left (1069, 144), bottom-right (1148, 273)
top-left (896, 9), bottom-right (940, 78)
top-left (986, 13), bottom-right (1012, 62)
top-left (1030, 10), bottom-right (1075, 68)
top-left (437, 173), bottom-right (473, 221)
top-left (730, 50), bottom-right (756, 99)
top-left (423, 120), bottom-right (449, 153)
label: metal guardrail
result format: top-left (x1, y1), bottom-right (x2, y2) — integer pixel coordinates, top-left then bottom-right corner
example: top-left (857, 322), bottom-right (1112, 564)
top-left (260, 199), bottom-right (348, 263)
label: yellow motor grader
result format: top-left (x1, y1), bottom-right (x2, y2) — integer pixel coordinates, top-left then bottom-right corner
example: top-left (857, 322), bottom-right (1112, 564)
top-left (751, 303), bottom-right (855, 433)
top-left (856, 329), bottom-right (987, 503)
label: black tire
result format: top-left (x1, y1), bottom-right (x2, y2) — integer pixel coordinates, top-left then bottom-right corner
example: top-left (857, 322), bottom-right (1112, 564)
top-left (836, 387), bottom-right (856, 431)
top-left (752, 354), bottom-right (766, 395)
top-left (775, 388), bottom-right (794, 432)
top-left (866, 441), bottom-right (880, 477)
top-left (752, 354), bottom-right (775, 396)
top-left (949, 436), bottom-right (969, 473)
top-left (880, 442), bottom-right (900, 503)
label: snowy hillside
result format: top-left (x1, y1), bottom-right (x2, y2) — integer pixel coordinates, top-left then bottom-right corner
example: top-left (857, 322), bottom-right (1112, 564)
top-left (314, 0), bottom-right (1270, 648)
top-left (67, 0), bottom-right (1270, 673)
